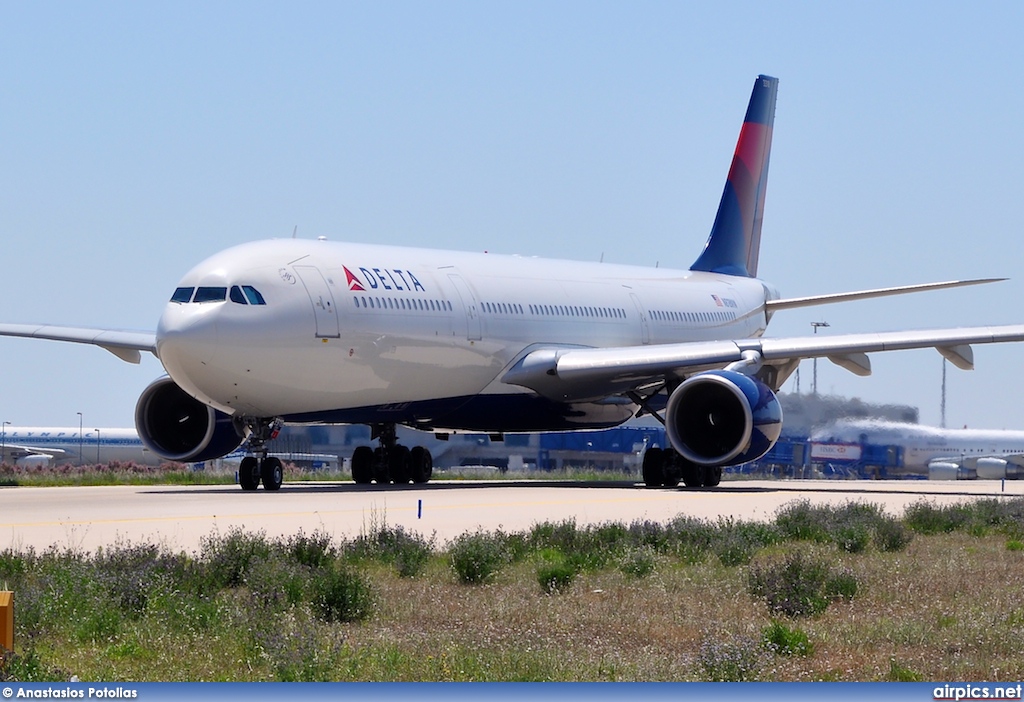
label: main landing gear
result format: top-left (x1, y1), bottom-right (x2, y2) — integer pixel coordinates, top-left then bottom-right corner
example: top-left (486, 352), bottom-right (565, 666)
top-left (641, 447), bottom-right (722, 488)
top-left (350, 423), bottom-right (433, 485)
top-left (236, 417), bottom-right (285, 491)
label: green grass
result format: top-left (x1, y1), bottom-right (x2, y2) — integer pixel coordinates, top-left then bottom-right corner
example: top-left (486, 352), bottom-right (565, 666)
top-left (2, 497), bottom-right (1024, 681)
top-left (0, 462), bottom-right (641, 488)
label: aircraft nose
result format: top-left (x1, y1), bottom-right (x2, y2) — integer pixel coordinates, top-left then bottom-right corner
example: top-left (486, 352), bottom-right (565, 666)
top-left (156, 303), bottom-right (222, 389)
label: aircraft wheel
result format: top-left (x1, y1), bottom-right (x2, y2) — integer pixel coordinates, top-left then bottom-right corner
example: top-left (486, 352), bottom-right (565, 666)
top-left (662, 452), bottom-right (682, 487)
top-left (239, 456), bottom-right (260, 491)
top-left (261, 456), bottom-right (284, 491)
top-left (351, 446), bottom-right (373, 484)
top-left (390, 445), bottom-right (412, 484)
top-left (681, 461), bottom-right (704, 488)
top-left (704, 466), bottom-right (723, 487)
top-left (642, 448), bottom-right (664, 487)
top-left (411, 446), bottom-right (433, 483)
top-left (372, 447), bottom-right (390, 484)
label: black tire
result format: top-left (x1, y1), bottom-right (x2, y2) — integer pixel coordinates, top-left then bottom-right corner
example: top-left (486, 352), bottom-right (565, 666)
top-left (351, 446), bottom-right (374, 484)
top-left (642, 448), bottom-right (664, 487)
top-left (704, 465), bottom-right (723, 487)
top-left (681, 460), bottom-right (704, 488)
top-left (411, 446), bottom-right (433, 483)
top-left (390, 445), bottom-right (412, 484)
top-left (662, 452), bottom-right (682, 487)
top-left (239, 456), bottom-right (260, 491)
top-left (261, 456), bottom-right (284, 491)
top-left (372, 447), bottom-right (390, 484)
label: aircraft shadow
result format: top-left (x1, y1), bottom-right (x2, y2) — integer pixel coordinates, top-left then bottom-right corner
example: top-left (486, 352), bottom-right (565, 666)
top-left (144, 479), bottom-right (1023, 499)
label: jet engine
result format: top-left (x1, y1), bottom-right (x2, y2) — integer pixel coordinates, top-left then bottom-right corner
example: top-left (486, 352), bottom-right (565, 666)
top-left (135, 376), bottom-right (244, 462)
top-left (928, 462), bottom-right (975, 480)
top-left (976, 457), bottom-right (1024, 481)
top-left (665, 370), bottom-right (782, 466)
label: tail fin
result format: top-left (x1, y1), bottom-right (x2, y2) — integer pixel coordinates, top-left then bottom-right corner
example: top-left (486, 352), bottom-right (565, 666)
top-left (690, 74), bottom-right (778, 278)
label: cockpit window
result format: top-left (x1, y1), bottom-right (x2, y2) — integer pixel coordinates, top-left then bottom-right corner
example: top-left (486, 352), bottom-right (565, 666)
top-left (193, 287), bottom-right (227, 303)
top-left (170, 287), bottom-right (194, 303)
top-left (228, 285), bottom-right (267, 305)
top-left (242, 286), bottom-right (266, 305)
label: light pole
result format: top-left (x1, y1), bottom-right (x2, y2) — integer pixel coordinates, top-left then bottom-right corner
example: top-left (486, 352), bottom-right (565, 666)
top-left (77, 412), bottom-right (83, 465)
top-left (811, 321), bottom-right (830, 395)
top-left (95, 429), bottom-right (101, 464)
top-left (1, 421), bottom-right (9, 465)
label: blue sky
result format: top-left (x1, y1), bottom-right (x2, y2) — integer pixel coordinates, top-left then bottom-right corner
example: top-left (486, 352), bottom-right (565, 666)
top-left (2, 1), bottom-right (1023, 430)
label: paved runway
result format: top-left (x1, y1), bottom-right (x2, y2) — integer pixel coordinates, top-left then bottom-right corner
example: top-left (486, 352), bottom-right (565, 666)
top-left (2, 478), bottom-right (1023, 553)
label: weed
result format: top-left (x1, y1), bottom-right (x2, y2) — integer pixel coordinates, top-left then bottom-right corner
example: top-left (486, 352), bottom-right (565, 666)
top-left (761, 620), bottom-right (813, 656)
top-left (199, 528), bottom-right (273, 589)
top-left (350, 525), bottom-right (434, 578)
top-left (696, 632), bottom-right (762, 681)
top-left (535, 549), bottom-right (577, 594)
top-left (773, 500), bottom-right (832, 542)
top-left (713, 518), bottom-right (778, 566)
top-left (449, 530), bottom-right (510, 584)
top-left (0, 645), bottom-right (69, 683)
top-left (626, 519), bottom-right (671, 553)
top-left (311, 564), bottom-right (374, 623)
top-left (747, 551), bottom-right (857, 617)
top-left (665, 515), bottom-right (716, 562)
top-left (904, 501), bottom-right (969, 534)
top-left (886, 657), bottom-right (923, 682)
top-left (281, 530), bottom-right (336, 570)
top-left (873, 516), bottom-right (913, 552)
top-left (825, 568), bottom-right (859, 601)
top-left (244, 552), bottom-right (308, 611)
top-left (832, 525), bottom-right (871, 553)
top-left (618, 546), bottom-right (656, 579)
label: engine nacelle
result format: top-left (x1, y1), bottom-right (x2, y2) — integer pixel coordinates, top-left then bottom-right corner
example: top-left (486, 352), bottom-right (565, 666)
top-left (928, 461), bottom-right (975, 480)
top-left (665, 370), bottom-right (782, 467)
top-left (976, 457), bottom-right (1024, 480)
top-left (135, 377), bottom-right (244, 462)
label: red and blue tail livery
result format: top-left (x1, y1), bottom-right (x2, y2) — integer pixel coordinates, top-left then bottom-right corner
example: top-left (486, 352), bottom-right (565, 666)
top-left (691, 74), bottom-right (778, 278)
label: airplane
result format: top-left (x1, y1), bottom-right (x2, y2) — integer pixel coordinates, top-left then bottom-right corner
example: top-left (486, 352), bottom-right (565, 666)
top-left (4, 73), bottom-right (1024, 492)
top-left (0, 427), bottom-right (160, 467)
top-left (811, 419), bottom-right (1024, 480)
top-left (0, 425), bottom-right (341, 471)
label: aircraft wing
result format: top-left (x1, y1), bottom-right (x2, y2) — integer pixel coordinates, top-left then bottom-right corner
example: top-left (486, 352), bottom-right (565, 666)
top-left (0, 443), bottom-right (66, 462)
top-left (503, 324), bottom-right (1024, 400)
top-left (0, 324), bottom-right (157, 364)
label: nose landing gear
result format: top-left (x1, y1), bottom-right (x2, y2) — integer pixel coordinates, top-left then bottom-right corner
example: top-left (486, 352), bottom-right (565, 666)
top-left (236, 417), bottom-right (285, 491)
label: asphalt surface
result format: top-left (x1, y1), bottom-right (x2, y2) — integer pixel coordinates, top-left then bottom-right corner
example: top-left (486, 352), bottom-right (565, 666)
top-left (2, 478), bottom-right (1023, 552)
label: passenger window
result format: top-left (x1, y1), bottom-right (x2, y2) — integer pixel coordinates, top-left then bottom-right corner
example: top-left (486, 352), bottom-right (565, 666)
top-left (194, 287), bottom-right (227, 303)
top-left (170, 287), bottom-right (194, 303)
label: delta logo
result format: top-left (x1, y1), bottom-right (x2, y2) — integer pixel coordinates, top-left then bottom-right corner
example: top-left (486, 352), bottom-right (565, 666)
top-left (343, 266), bottom-right (426, 293)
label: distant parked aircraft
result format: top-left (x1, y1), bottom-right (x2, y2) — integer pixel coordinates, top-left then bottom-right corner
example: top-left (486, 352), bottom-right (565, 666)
top-left (811, 420), bottom-right (1024, 480)
top-left (0, 427), bottom-right (159, 467)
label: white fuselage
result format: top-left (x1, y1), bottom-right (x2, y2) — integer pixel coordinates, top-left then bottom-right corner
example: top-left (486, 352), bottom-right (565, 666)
top-left (813, 420), bottom-right (1024, 471)
top-left (157, 239), bottom-right (773, 431)
top-left (0, 427), bottom-right (160, 466)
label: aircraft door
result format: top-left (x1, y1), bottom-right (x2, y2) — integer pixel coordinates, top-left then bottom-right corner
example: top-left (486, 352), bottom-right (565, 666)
top-left (629, 293), bottom-right (650, 344)
top-left (447, 273), bottom-right (482, 341)
top-left (294, 266), bottom-right (341, 338)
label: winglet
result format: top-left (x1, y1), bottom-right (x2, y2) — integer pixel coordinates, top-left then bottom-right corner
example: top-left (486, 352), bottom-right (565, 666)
top-left (690, 74), bottom-right (778, 278)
